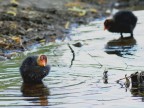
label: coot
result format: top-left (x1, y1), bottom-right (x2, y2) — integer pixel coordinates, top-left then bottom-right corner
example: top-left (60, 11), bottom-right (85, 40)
top-left (104, 11), bottom-right (137, 38)
top-left (20, 55), bottom-right (51, 83)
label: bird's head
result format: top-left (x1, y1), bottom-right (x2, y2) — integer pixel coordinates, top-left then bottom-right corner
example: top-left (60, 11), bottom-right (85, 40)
top-left (104, 19), bottom-right (113, 30)
top-left (37, 55), bottom-right (47, 67)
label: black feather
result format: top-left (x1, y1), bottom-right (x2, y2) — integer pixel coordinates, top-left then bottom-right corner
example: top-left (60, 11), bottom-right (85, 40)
top-left (104, 11), bottom-right (138, 38)
top-left (20, 56), bottom-right (51, 83)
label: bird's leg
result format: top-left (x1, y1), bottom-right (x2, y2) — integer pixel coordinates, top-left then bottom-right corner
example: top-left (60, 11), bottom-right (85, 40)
top-left (131, 32), bottom-right (133, 38)
top-left (120, 32), bottom-right (123, 38)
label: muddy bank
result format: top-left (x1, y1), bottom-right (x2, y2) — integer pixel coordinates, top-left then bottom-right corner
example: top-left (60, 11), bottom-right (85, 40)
top-left (0, 0), bottom-right (143, 59)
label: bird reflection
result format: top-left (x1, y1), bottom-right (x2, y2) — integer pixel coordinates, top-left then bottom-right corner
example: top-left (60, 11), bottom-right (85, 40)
top-left (130, 87), bottom-right (144, 98)
top-left (105, 37), bottom-right (137, 57)
top-left (21, 82), bottom-right (50, 106)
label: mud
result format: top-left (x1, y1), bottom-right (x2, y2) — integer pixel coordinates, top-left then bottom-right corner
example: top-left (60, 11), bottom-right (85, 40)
top-left (0, 0), bottom-right (143, 59)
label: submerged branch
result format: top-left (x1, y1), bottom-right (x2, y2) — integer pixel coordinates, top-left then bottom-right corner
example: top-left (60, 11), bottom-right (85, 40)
top-left (67, 43), bottom-right (75, 68)
top-left (88, 53), bottom-right (103, 68)
top-left (116, 76), bottom-right (130, 82)
top-left (115, 72), bottom-right (138, 83)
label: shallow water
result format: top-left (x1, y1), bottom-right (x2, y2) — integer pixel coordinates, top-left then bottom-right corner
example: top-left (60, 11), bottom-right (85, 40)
top-left (0, 10), bottom-right (144, 108)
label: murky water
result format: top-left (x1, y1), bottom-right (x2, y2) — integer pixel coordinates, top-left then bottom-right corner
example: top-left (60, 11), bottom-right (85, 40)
top-left (0, 10), bottom-right (144, 108)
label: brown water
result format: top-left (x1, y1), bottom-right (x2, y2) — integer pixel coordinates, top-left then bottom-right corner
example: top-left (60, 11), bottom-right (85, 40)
top-left (0, 10), bottom-right (144, 108)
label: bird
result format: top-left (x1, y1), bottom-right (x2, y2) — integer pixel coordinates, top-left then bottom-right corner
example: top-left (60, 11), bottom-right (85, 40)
top-left (124, 74), bottom-right (130, 88)
top-left (20, 55), bottom-right (51, 83)
top-left (104, 10), bottom-right (137, 38)
top-left (103, 70), bottom-right (108, 84)
top-left (130, 72), bottom-right (139, 88)
top-left (139, 71), bottom-right (144, 84)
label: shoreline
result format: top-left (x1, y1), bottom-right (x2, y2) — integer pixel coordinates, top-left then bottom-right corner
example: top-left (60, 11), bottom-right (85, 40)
top-left (0, 0), bottom-right (143, 60)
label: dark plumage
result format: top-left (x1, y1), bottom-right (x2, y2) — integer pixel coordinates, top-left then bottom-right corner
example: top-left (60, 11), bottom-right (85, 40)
top-left (104, 11), bottom-right (138, 38)
top-left (20, 55), bottom-right (51, 83)
top-left (130, 72), bottom-right (139, 88)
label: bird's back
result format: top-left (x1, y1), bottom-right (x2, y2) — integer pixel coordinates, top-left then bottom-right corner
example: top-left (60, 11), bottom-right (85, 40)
top-left (113, 11), bottom-right (137, 27)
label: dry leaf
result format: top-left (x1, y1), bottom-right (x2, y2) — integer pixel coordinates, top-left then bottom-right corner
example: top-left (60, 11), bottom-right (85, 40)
top-left (68, 7), bottom-right (86, 16)
top-left (78, 11), bottom-right (86, 16)
top-left (11, 36), bottom-right (21, 43)
top-left (27, 28), bottom-right (34, 32)
top-left (39, 39), bottom-right (45, 43)
top-left (65, 2), bottom-right (83, 8)
top-left (88, 8), bottom-right (97, 13)
top-left (10, 22), bottom-right (17, 29)
top-left (10, 0), bottom-right (19, 6)
top-left (6, 10), bottom-right (17, 16)
top-left (65, 21), bottom-right (70, 29)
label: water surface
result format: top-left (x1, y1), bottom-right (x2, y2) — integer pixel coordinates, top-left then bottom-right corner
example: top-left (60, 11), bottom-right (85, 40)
top-left (0, 10), bottom-right (144, 108)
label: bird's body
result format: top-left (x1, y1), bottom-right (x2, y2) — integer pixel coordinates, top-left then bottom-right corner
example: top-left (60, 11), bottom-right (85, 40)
top-left (104, 11), bottom-right (137, 38)
top-left (103, 70), bottom-right (108, 79)
top-left (130, 72), bottom-right (139, 88)
top-left (20, 55), bottom-right (50, 83)
top-left (103, 70), bottom-right (108, 84)
top-left (124, 74), bottom-right (130, 88)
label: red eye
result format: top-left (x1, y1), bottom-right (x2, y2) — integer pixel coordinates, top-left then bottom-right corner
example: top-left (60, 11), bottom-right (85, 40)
top-left (40, 55), bottom-right (47, 62)
top-left (40, 55), bottom-right (44, 60)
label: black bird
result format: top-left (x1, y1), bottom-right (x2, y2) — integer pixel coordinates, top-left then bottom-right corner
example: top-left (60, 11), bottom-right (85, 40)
top-left (20, 55), bottom-right (51, 83)
top-left (104, 10), bottom-right (137, 38)
top-left (130, 72), bottom-right (139, 88)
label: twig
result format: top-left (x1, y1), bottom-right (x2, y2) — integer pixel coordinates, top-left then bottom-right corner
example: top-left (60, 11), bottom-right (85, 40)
top-left (124, 62), bottom-right (128, 69)
top-left (115, 72), bottom-right (138, 82)
top-left (88, 53), bottom-right (103, 67)
top-left (53, 46), bottom-right (59, 56)
top-left (116, 76), bottom-right (131, 82)
top-left (67, 43), bottom-right (75, 68)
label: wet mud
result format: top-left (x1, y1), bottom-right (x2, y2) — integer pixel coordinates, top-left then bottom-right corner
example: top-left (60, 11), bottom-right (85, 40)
top-left (0, 0), bottom-right (144, 59)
